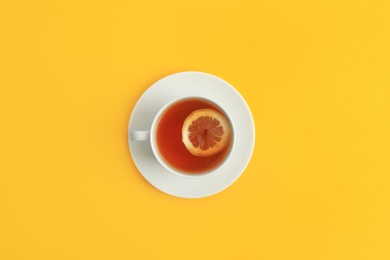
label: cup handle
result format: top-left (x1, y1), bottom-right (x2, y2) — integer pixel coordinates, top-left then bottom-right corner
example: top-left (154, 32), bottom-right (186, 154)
top-left (130, 131), bottom-right (150, 141)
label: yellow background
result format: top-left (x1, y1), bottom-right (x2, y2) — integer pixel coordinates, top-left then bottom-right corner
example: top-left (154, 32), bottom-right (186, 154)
top-left (1, 0), bottom-right (389, 259)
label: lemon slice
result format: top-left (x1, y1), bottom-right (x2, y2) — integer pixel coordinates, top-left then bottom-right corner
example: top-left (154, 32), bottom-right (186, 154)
top-left (182, 108), bottom-right (231, 157)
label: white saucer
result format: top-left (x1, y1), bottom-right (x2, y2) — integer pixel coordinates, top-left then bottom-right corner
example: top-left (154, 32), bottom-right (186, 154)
top-left (128, 71), bottom-right (255, 198)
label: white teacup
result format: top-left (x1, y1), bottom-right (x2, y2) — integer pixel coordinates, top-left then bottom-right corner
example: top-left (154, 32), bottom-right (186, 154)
top-left (130, 96), bottom-right (234, 178)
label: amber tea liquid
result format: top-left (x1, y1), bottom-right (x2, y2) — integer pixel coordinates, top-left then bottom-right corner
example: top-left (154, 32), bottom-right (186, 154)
top-left (156, 98), bottom-right (231, 174)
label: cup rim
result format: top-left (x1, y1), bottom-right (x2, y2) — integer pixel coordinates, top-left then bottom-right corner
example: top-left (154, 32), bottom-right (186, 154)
top-left (150, 96), bottom-right (235, 179)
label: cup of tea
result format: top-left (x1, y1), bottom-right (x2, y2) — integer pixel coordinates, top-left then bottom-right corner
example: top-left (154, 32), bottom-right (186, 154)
top-left (130, 96), bottom-right (234, 178)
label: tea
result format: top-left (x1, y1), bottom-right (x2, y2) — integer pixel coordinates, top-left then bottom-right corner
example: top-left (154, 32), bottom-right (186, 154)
top-left (155, 98), bottom-right (231, 174)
